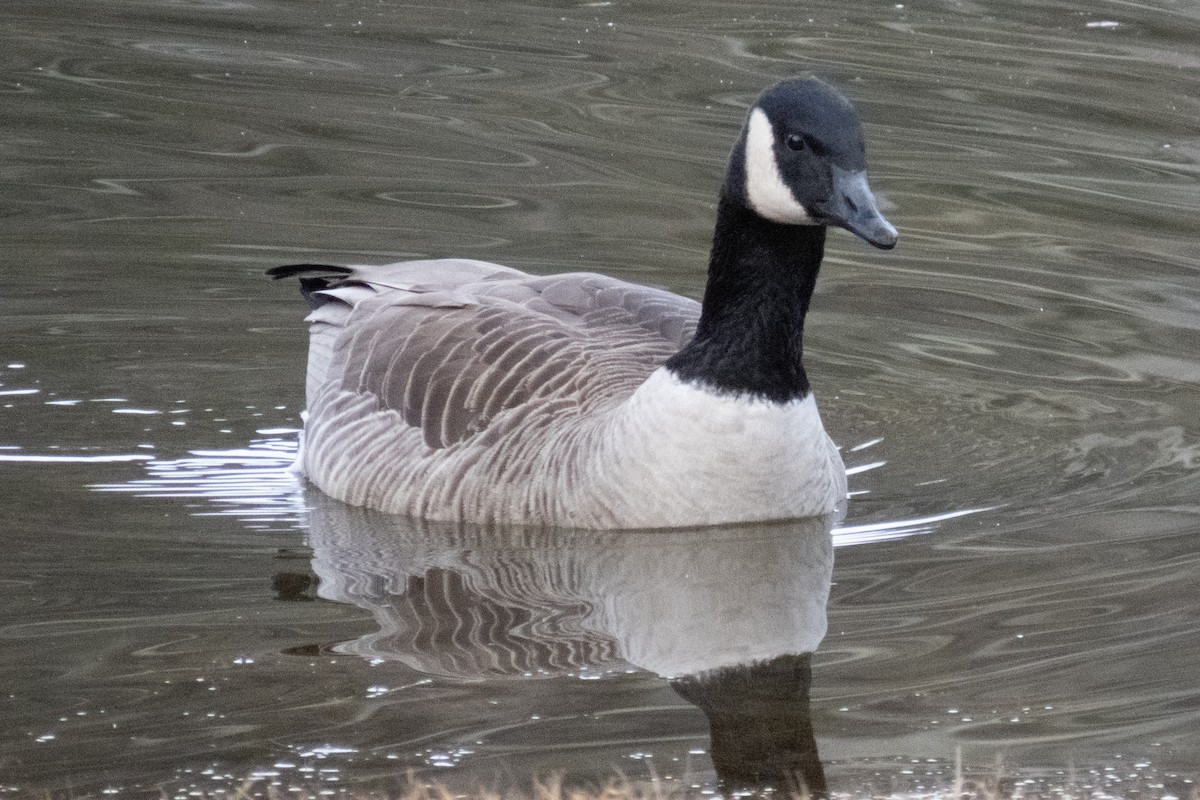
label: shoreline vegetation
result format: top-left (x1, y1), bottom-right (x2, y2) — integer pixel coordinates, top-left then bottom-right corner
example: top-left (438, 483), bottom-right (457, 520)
top-left (7, 758), bottom-right (1197, 800)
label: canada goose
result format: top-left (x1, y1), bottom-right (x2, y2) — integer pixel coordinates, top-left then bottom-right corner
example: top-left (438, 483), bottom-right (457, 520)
top-left (270, 77), bottom-right (896, 528)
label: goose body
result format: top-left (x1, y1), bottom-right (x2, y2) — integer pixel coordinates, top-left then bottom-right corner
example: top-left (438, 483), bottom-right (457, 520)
top-left (272, 77), bottom-right (896, 529)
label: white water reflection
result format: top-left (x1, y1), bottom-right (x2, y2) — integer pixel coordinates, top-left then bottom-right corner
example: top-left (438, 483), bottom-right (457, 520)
top-left (92, 434), bottom-right (306, 531)
top-left (90, 432), bottom-right (986, 543)
top-left (0, 453), bottom-right (154, 463)
top-left (832, 506), bottom-right (996, 546)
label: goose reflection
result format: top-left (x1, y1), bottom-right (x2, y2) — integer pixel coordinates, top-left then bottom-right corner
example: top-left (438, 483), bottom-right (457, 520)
top-left (303, 493), bottom-right (834, 796)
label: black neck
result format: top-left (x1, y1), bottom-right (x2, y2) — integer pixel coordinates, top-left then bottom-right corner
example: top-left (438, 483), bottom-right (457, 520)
top-left (665, 196), bottom-right (827, 402)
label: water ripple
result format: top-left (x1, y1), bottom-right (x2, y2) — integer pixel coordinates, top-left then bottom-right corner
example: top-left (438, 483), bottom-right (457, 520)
top-left (4, 0), bottom-right (1200, 792)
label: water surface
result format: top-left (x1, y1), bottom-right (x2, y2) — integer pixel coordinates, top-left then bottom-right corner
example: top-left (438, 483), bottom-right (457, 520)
top-left (2, 0), bottom-right (1199, 796)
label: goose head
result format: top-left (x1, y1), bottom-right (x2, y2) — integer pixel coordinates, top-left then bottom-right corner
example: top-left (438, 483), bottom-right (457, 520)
top-left (729, 77), bottom-right (897, 249)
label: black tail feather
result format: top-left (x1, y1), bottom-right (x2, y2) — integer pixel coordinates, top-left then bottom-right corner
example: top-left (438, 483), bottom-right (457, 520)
top-left (267, 263), bottom-right (355, 280)
top-left (269, 264), bottom-right (357, 309)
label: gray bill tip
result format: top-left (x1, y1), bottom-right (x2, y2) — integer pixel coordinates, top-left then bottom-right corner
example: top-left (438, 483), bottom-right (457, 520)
top-left (856, 214), bottom-right (898, 250)
top-left (823, 167), bottom-right (898, 250)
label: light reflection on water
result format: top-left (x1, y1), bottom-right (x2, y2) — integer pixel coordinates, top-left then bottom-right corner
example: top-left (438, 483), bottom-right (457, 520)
top-left (0, 452), bottom-right (153, 462)
top-left (93, 436), bottom-right (306, 530)
top-left (90, 435), bottom-right (993, 545)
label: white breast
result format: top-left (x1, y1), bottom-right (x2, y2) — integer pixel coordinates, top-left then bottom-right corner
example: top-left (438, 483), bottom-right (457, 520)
top-left (573, 368), bottom-right (847, 527)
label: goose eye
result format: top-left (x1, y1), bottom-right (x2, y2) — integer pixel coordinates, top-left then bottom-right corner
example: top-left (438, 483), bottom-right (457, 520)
top-left (784, 133), bottom-right (806, 151)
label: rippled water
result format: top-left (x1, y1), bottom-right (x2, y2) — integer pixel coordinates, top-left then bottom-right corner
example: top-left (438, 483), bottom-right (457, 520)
top-left (2, 0), bottom-right (1198, 796)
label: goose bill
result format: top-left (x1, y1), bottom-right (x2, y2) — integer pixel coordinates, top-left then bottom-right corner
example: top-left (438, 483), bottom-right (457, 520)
top-left (819, 166), bottom-right (898, 250)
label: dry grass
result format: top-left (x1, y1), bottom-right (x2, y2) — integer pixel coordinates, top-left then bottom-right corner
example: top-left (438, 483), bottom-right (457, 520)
top-left (222, 774), bottom-right (720, 800)
top-left (182, 770), bottom-right (1200, 800)
top-left (6, 752), bottom-right (1197, 800)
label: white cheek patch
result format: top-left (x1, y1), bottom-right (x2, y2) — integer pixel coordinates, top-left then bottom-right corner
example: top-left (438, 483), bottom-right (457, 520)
top-left (744, 107), bottom-right (816, 224)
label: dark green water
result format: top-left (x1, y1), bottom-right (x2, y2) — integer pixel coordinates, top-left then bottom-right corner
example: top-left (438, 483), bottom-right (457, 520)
top-left (2, 0), bottom-right (1198, 796)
